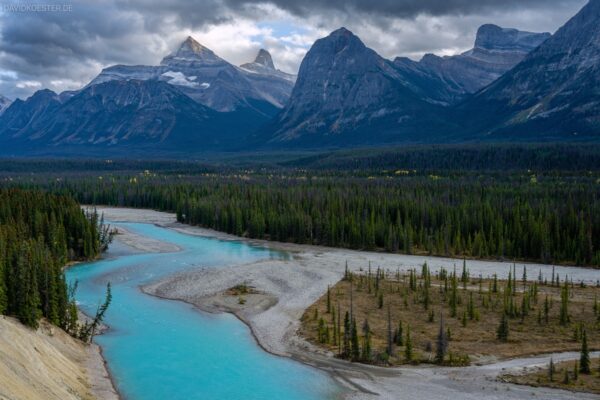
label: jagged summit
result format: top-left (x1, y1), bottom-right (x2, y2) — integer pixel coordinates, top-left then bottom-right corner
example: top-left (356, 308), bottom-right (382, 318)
top-left (329, 27), bottom-right (353, 36)
top-left (254, 49), bottom-right (275, 69)
top-left (462, 0), bottom-right (600, 138)
top-left (406, 23), bottom-right (550, 94)
top-left (324, 27), bottom-right (364, 47)
top-left (0, 95), bottom-right (11, 115)
top-left (181, 36), bottom-right (212, 54)
top-left (474, 24), bottom-right (551, 52)
top-left (161, 36), bottom-right (221, 65)
top-left (240, 49), bottom-right (296, 83)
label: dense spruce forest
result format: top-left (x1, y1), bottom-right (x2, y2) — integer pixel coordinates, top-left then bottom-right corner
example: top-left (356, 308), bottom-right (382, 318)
top-left (0, 188), bottom-right (109, 332)
top-left (2, 145), bottom-right (598, 267)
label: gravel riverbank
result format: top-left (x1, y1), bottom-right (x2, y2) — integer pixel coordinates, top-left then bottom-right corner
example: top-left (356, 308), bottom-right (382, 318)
top-left (98, 206), bottom-right (600, 400)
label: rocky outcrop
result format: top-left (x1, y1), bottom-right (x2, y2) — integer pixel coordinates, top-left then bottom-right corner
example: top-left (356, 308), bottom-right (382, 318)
top-left (461, 0), bottom-right (600, 139)
top-left (398, 24), bottom-right (550, 94)
top-left (239, 49), bottom-right (296, 109)
top-left (0, 95), bottom-right (11, 114)
top-left (0, 79), bottom-right (261, 154)
top-left (90, 37), bottom-right (293, 113)
top-left (0, 38), bottom-right (299, 155)
top-left (260, 28), bottom-right (454, 147)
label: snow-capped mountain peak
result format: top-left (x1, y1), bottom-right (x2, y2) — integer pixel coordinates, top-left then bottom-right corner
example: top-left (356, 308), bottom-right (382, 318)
top-left (161, 36), bottom-right (223, 66)
top-left (254, 49), bottom-right (275, 69)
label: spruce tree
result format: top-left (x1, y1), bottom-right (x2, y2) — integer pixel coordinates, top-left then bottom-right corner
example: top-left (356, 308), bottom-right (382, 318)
top-left (580, 329), bottom-right (590, 374)
top-left (405, 325), bottom-right (413, 362)
top-left (395, 321), bottom-right (403, 346)
top-left (559, 282), bottom-right (570, 326)
top-left (343, 311), bottom-right (351, 358)
top-left (449, 272), bottom-right (458, 317)
top-left (351, 318), bottom-right (360, 361)
top-left (361, 319), bottom-right (372, 361)
top-left (468, 292), bottom-right (475, 320)
top-left (435, 314), bottom-right (447, 364)
top-left (497, 313), bottom-right (509, 342)
top-left (386, 306), bottom-right (393, 356)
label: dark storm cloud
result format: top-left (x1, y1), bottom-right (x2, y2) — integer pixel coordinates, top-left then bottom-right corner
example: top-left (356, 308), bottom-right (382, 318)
top-left (0, 0), bottom-right (588, 99)
top-left (0, 0), bottom-right (231, 99)
top-left (224, 0), bottom-right (581, 18)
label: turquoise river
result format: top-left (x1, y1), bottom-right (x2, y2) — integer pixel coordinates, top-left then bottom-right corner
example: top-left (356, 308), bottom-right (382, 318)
top-left (66, 222), bottom-right (340, 400)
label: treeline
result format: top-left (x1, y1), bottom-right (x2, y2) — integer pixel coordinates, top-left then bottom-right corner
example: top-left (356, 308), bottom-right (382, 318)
top-left (284, 144), bottom-right (600, 172)
top-left (12, 171), bottom-right (598, 266)
top-left (2, 144), bottom-right (600, 175)
top-left (0, 188), bottom-right (109, 330)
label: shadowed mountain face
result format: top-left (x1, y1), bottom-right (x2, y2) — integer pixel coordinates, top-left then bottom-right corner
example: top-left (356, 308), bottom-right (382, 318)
top-left (0, 80), bottom-right (265, 155)
top-left (89, 37), bottom-right (294, 113)
top-left (2, 1), bottom-right (600, 156)
top-left (395, 24), bottom-right (550, 95)
top-left (0, 90), bottom-right (62, 139)
top-left (260, 28), bottom-right (457, 148)
top-left (239, 49), bottom-right (297, 109)
top-left (0, 95), bottom-right (11, 114)
top-left (460, 0), bottom-right (600, 140)
top-left (0, 38), bottom-right (295, 155)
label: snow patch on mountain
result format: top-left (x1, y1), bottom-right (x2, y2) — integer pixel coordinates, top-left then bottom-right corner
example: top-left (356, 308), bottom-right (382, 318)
top-left (161, 71), bottom-right (199, 88)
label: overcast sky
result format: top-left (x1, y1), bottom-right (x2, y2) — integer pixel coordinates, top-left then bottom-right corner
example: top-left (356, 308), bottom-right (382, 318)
top-left (0, 0), bottom-right (588, 100)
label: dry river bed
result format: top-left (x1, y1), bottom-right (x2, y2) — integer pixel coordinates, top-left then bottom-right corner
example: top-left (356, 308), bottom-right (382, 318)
top-left (97, 206), bottom-right (600, 400)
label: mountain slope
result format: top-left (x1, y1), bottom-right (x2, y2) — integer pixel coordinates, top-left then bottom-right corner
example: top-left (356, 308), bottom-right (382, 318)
top-left (0, 80), bottom-right (258, 155)
top-left (0, 90), bottom-right (62, 139)
top-left (260, 28), bottom-right (455, 147)
top-left (240, 49), bottom-right (296, 108)
top-left (90, 37), bottom-right (292, 114)
top-left (461, 0), bottom-right (600, 139)
top-left (414, 24), bottom-right (550, 94)
top-left (0, 95), bottom-right (11, 114)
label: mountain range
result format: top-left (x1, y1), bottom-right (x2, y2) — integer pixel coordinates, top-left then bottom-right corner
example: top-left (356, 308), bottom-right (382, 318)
top-left (0, 95), bottom-right (11, 114)
top-left (461, 0), bottom-right (600, 140)
top-left (0, 42), bottom-right (295, 153)
top-left (0, 0), bottom-right (599, 156)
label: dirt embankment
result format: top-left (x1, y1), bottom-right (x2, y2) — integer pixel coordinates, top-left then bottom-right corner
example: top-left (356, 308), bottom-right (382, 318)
top-left (0, 316), bottom-right (118, 400)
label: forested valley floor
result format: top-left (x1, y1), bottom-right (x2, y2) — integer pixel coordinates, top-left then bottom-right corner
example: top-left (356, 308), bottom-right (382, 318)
top-left (2, 144), bottom-right (598, 267)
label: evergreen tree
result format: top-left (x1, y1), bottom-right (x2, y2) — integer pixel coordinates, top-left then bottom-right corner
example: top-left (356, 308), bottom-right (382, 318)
top-left (361, 319), bottom-right (372, 361)
top-left (580, 329), bottom-right (591, 374)
top-left (559, 282), bottom-right (570, 326)
top-left (497, 313), bottom-right (509, 342)
top-left (343, 311), bottom-right (351, 358)
top-left (386, 306), bottom-right (393, 356)
top-left (394, 321), bottom-right (403, 346)
top-left (351, 318), bottom-right (360, 361)
top-left (435, 314), bottom-right (447, 364)
top-left (468, 292), bottom-right (475, 320)
top-left (405, 325), bottom-right (413, 362)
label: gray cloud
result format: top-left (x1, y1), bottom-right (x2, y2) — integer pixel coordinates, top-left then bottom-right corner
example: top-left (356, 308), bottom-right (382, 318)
top-left (226, 0), bottom-right (584, 19)
top-left (0, 0), bottom-right (589, 100)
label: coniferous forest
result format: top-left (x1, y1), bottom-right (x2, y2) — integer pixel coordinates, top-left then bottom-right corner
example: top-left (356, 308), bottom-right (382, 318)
top-left (0, 188), bottom-right (109, 331)
top-left (2, 145), bottom-right (598, 267)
